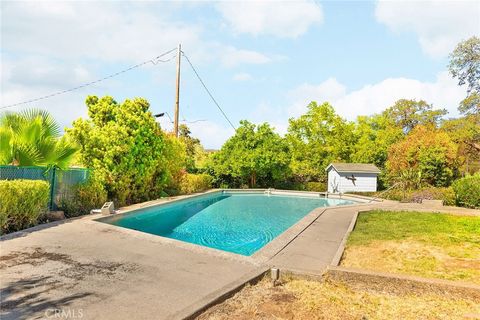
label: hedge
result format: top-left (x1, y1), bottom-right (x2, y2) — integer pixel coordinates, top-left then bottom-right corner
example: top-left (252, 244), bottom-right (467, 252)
top-left (0, 180), bottom-right (50, 234)
top-left (60, 178), bottom-right (107, 217)
top-left (452, 174), bottom-right (480, 208)
top-left (179, 173), bottom-right (213, 194)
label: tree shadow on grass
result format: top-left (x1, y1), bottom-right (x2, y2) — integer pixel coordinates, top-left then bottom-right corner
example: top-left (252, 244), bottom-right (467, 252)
top-left (0, 276), bottom-right (94, 320)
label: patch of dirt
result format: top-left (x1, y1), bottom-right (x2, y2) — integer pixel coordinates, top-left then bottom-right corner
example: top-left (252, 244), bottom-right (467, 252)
top-left (0, 247), bottom-right (139, 281)
top-left (0, 248), bottom-right (139, 317)
top-left (270, 292), bottom-right (296, 303)
top-left (196, 275), bottom-right (480, 320)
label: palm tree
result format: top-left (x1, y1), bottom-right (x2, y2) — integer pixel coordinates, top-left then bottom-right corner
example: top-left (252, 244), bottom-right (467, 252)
top-left (0, 109), bottom-right (78, 169)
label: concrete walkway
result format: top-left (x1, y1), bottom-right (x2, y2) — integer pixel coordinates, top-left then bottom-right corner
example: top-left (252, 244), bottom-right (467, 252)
top-left (0, 218), bottom-right (260, 320)
top-left (269, 206), bottom-right (359, 274)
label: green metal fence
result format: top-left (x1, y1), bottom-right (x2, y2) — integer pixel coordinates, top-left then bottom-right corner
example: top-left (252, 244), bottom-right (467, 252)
top-left (0, 165), bottom-right (90, 210)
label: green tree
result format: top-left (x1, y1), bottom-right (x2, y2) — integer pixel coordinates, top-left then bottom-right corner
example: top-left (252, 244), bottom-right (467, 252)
top-left (0, 109), bottom-right (77, 169)
top-left (286, 102), bottom-right (356, 183)
top-left (66, 96), bottom-right (170, 205)
top-left (458, 92), bottom-right (480, 116)
top-left (209, 120), bottom-right (290, 187)
top-left (178, 124), bottom-right (201, 172)
top-left (162, 132), bottom-right (187, 194)
top-left (352, 114), bottom-right (404, 168)
top-left (192, 144), bottom-right (210, 171)
top-left (383, 99), bottom-right (447, 133)
top-left (442, 114), bottom-right (480, 175)
top-left (449, 36), bottom-right (480, 115)
top-left (386, 125), bottom-right (458, 187)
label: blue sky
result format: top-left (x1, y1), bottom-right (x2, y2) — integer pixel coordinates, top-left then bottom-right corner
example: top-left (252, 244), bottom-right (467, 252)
top-left (1, 1), bottom-right (479, 148)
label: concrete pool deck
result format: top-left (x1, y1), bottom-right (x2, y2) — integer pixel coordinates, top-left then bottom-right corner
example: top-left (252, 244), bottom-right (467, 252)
top-left (1, 191), bottom-right (478, 319)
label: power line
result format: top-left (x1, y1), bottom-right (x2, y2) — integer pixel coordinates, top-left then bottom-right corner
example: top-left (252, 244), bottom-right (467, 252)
top-left (0, 47), bottom-right (178, 110)
top-left (183, 119), bottom-right (207, 124)
top-left (181, 51), bottom-right (237, 131)
top-left (164, 111), bottom-right (174, 123)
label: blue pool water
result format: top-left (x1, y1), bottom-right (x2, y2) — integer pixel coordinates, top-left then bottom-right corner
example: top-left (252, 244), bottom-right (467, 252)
top-left (99, 192), bottom-right (354, 256)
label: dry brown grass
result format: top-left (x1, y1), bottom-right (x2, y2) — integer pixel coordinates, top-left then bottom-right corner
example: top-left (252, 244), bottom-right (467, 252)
top-left (197, 275), bottom-right (480, 320)
top-left (342, 239), bottom-right (480, 284)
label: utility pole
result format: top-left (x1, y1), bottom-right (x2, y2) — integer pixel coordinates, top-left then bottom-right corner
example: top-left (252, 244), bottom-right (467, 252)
top-left (174, 43), bottom-right (181, 137)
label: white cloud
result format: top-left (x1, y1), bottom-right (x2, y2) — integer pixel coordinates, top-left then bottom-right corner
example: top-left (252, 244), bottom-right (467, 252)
top-left (216, 0), bottom-right (323, 38)
top-left (1, 1), bottom-right (274, 67)
top-left (188, 120), bottom-right (235, 150)
top-left (250, 72), bottom-right (467, 136)
top-left (221, 46), bottom-right (271, 67)
top-left (1, 1), bottom-right (201, 63)
top-left (375, 1), bottom-right (480, 58)
top-left (6, 56), bottom-right (93, 88)
top-left (249, 102), bottom-right (290, 134)
top-left (233, 72), bottom-right (253, 81)
top-left (287, 72), bottom-right (467, 120)
top-left (0, 85), bottom-right (90, 131)
top-left (287, 78), bottom-right (346, 116)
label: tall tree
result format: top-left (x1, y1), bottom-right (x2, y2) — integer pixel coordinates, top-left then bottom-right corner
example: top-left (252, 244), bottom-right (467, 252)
top-left (442, 115), bottom-right (480, 175)
top-left (210, 120), bottom-right (290, 187)
top-left (383, 99), bottom-right (447, 133)
top-left (449, 36), bottom-right (480, 115)
top-left (66, 96), bottom-right (171, 205)
top-left (178, 124), bottom-right (201, 172)
top-left (352, 114), bottom-right (403, 169)
top-left (286, 102), bottom-right (356, 182)
top-left (387, 125), bottom-right (458, 187)
top-left (0, 109), bottom-right (77, 169)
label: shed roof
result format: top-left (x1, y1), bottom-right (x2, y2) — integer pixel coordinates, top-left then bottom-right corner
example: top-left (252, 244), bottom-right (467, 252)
top-left (326, 163), bottom-right (381, 174)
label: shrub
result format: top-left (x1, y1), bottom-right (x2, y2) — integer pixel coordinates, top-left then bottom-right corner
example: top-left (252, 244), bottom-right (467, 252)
top-left (66, 96), bottom-right (174, 206)
top-left (377, 187), bottom-right (455, 205)
top-left (304, 181), bottom-right (326, 192)
top-left (179, 173), bottom-right (213, 194)
top-left (410, 187), bottom-right (455, 206)
top-left (386, 125), bottom-right (458, 187)
top-left (60, 179), bottom-right (108, 217)
top-left (452, 174), bottom-right (480, 208)
top-left (376, 188), bottom-right (411, 201)
top-left (346, 191), bottom-right (377, 197)
top-left (0, 180), bottom-right (50, 234)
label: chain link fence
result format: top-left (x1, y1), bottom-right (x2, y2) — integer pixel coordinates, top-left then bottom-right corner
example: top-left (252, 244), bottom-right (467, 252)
top-left (0, 165), bottom-right (90, 210)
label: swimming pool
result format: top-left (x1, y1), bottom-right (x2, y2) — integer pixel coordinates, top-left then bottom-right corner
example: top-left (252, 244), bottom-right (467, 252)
top-left (99, 191), bottom-right (355, 256)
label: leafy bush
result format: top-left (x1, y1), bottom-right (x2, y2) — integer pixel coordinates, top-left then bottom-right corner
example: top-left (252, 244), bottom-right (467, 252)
top-left (376, 188), bottom-right (410, 201)
top-left (179, 173), bottom-right (213, 194)
top-left (304, 181), bottom-right (326, 192)
top-left (452, 174), bottom-right (480, 208)
top-left (66, 96), bottom-right (174, 206)
top-left (410, 187), bottom-right (455, 205)
top-left (0, 180), bottom-right (50, 234)
top-left (378, 186), bottom-right (456, 205)
top-left (60, 179), bottom-right (107, 217)
top-left (345, 191), bottom-right (377, 197)
top-left (387, 125), bottom-right (458, 187)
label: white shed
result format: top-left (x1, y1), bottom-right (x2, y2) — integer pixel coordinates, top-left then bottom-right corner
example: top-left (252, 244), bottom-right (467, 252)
top-left (326, 163), bottom-right (381, 193)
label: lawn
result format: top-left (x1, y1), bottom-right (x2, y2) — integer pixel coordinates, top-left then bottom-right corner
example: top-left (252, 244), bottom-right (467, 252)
top-left (197, 275), bottom-right (480, 320)
top-left (342, 210), bottom-right (480, 284)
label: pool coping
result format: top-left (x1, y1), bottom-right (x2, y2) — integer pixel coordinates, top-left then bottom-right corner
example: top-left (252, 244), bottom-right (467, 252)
top-left (169, 267), bottom-right (270, 320)
top-left (90, 189), bottom-right (375, 265)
